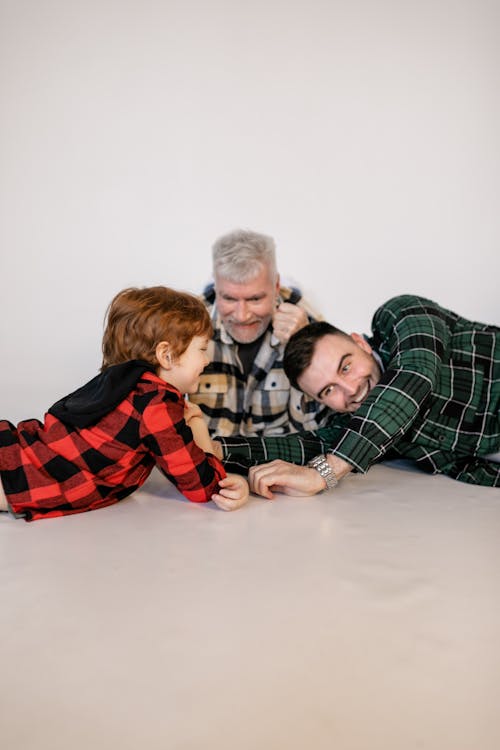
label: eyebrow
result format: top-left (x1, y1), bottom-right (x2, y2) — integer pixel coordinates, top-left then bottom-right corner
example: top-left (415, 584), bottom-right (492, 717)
top-left (220, 292), bottom-right (266, 301)
top-left (316, 353), bottom-right (351, 399)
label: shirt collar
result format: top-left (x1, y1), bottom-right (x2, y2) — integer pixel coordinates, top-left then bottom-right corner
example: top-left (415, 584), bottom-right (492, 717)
top-left (363, 334), bottom-right (384, 372)
top-left (371, 348), bottom-right (384, 372)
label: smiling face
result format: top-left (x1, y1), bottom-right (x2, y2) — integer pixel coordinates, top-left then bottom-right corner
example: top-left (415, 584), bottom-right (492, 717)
top-left (297, 333), bottom-right (382, 413)
top-left (214, 264), bottom-right (280, 344)
top-left (162, 335), bottom-right (210, 394)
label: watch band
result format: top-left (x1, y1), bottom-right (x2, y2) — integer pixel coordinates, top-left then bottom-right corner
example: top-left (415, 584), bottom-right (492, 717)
top-left (307, 454), bottom-right (338, 490)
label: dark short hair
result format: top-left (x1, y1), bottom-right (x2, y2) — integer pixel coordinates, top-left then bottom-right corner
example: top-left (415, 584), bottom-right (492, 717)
top-left (284, 321), bottom-right (348, 390)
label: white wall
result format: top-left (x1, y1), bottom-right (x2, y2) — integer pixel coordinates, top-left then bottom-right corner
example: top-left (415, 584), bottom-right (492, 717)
top-left (1, 0), bottom-right (499, 423)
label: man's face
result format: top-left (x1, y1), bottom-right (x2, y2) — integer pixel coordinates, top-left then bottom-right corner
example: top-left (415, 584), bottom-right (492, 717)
top-left (214, 265), bottom-right (279, 344)
top-left (297, 333), bottom-right (382, 413)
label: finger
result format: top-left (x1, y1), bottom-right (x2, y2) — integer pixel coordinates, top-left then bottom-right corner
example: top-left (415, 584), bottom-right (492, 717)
top-left (265, 484), bottom-right (288, 496)
top-left (212, 493), bottom-right (243, 511)
top-left (276, 304), bottom-right (300, 322)
top-left (217, 486), bottom-right (245, 501)
top-left (218, 478), bottom-right (246, 494)
top-left (249, 471), bottom-right (276, 499)
top-left (250, 462), bottom-right (284, 480)
top-left (276, 302), bottom-right (296, 315)
top-left (211, 494), bottom-right (234, 511)
top-left (276, 305), bottom-right (308, 332)
top-left (218, 476), bottom-right (239, 487)
top-left (254, 471), bottom-right (292, 497)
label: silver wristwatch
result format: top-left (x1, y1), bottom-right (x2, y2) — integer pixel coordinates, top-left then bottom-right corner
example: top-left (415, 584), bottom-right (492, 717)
top-left (307, 454), bottom-right (338, 490)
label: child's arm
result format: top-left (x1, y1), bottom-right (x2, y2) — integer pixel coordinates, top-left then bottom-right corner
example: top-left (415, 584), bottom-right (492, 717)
top-left (211, 473), bottom-right (249, 511)
top-left (143, 393), bottom-right (244, 506)
top-left (184, 402), bottom-right (249, 510)
top-left (184, 401), bottom-right (213, 453)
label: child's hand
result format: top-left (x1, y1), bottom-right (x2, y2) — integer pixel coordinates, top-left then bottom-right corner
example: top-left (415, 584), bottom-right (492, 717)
top-left (212, 474), bottom-right (249, 511)
top-left (184, 401), bottom-right (204, 424)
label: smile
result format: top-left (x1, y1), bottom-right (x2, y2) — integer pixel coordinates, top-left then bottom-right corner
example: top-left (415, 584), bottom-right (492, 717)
top-left (352, 382), bottom-right (370, 405)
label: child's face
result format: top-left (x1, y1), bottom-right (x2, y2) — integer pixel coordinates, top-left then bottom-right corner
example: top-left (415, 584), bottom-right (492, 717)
top-left (164, 335), bottom-right (210, 394)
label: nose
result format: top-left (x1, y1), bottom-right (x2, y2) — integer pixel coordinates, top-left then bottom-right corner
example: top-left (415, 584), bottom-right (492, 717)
top-left (341, 380), bottom-right (357, 397)
top-left (324, 380), bottom-right (357, 412)
top-left (233, 300), bottom-right (251, 321)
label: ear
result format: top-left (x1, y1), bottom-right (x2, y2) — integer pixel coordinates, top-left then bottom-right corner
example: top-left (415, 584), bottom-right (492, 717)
top-left (275, 274), bottom-right (281, 302)
top-left (155, 341), bottom-right (172, 369)
top-left (351, 332), bottom-right (373, 354)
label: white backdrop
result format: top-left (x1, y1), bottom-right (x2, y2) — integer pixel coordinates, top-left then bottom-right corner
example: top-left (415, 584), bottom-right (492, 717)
top-left (1, 0), bottom-right (499, 423)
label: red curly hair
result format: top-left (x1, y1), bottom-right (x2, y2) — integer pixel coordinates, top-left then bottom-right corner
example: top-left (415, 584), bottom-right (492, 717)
top-left (101, 286), bottom-right (212, 370)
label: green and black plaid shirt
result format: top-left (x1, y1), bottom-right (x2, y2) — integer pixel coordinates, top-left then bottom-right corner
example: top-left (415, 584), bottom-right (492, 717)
top-left (218, 295), bottom-right (500, 487)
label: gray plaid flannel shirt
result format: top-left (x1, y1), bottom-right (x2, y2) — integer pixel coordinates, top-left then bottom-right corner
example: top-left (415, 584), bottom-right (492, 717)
top-left (189, 284), bottom-right (330, 437)
top-left (218, 295), bottom-right (500, 486)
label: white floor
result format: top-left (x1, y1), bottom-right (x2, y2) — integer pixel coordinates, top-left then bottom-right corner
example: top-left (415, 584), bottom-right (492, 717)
top-left (1, 463), bottom-right (500, 750)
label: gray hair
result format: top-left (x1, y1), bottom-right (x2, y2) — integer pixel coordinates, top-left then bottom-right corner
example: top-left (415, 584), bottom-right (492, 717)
top-left (212, 229), bottom-right (278, 283)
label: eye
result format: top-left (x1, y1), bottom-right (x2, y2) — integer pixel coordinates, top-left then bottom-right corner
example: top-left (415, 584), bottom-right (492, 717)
top-left (322, 385), bottom-right (335, 398)
top-left (341, 362), bottom-right (351, 374)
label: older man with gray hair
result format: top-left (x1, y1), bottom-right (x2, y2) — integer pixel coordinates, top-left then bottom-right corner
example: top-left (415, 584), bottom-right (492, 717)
top-left (190, 228), bottom-right (329, 437)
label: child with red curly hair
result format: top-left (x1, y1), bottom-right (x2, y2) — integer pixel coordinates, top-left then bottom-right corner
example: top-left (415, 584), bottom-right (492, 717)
top-left (0, 286), bottom-right (248, 521)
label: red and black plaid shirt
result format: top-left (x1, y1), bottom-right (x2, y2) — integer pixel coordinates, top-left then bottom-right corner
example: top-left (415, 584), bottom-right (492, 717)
top-left (0, 372), bottom-right (226, 521)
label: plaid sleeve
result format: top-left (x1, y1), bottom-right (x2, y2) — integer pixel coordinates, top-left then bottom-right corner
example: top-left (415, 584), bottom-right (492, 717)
top-left (324, 296), bottom-right (453, 472)
top-left (141, 394), bottom-right (226, 502)
top-left (217, 427), bottom-right (336, 466)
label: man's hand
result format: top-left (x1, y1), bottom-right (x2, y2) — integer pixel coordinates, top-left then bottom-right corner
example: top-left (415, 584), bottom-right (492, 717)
top-left (212, 474), bottom-right (250, 511)
top-left (272, 302), bottom-right (309, 345)
top-left (249, 460), bottom-right (326, 499)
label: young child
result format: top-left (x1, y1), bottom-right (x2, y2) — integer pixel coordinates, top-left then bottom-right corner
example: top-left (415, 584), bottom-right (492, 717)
top-left (0, 286), bottom-right (249, 521)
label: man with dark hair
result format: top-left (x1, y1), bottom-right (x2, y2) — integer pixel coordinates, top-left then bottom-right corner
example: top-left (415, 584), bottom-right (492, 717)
top-left (215, 294), bottom-right (500, 494)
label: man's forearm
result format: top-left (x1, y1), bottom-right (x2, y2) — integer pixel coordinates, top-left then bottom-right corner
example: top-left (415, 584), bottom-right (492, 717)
top-left (216, 430), bottom-right (332, 466)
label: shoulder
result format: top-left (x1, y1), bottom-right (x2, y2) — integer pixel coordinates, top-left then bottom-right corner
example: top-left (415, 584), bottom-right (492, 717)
top-left (371, 296), bottom-right (460, 357)
top-left (200, 283), bottom-right (221, 330)
top-left (134, 376), bottom-right (187, 435)
top-left (279, 285), bottom-right (322, 322)
top-left (279, 285), bottom-right (302, 305)
top-left (372, 294), bottom-right (444, 327)
top-left (376, 294), bottom-right (440, 316)
top-left (202, 282), bottom-right (216, 306)
top-left (134, 374), bottom-right (184, 411)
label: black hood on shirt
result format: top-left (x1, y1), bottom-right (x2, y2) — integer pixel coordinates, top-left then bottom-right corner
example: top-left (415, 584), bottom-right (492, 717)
top-left (48, 360), bottom-right (157, 428)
